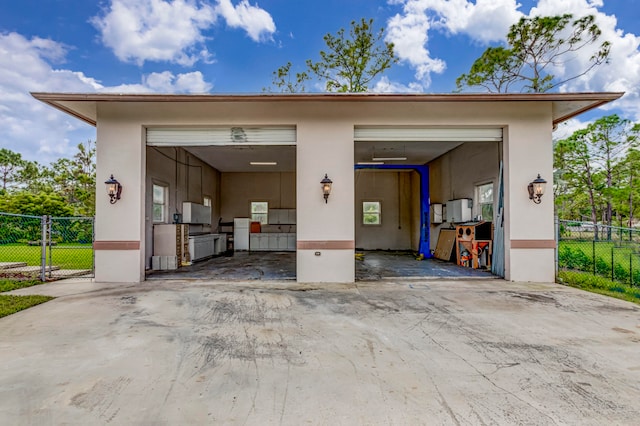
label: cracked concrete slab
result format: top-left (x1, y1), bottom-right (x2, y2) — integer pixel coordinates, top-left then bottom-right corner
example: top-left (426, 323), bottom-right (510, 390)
top-left (1, 279), bottom-right (639, 425)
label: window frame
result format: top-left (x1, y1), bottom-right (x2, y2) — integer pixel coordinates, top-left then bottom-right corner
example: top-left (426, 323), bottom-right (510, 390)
top-left (475, 182), bottom-right (494, 221)
top-left (250, 201), bottom-right (269, 225)
top-left (362, 200), bottom-right (382, 226)
top-left (152, 183), bottom-right (169, 223)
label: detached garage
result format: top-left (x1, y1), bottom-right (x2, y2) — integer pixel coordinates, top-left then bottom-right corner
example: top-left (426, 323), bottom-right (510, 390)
top-left (32, 92), bottom-right (621, 284)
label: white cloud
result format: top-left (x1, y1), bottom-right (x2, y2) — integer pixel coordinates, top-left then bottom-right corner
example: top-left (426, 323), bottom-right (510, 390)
top-left (386, 0), bottom-right (522, 86)
top-left (386, 0), bottom-right (640, 122)
top-left (0, 32), bottom-right (213, 163)
top-left (92, 0), bottom-right (276, 66)
top-left (92, 0), bottom-right (216, 66)
top-left (372, 76), bottom-right (424, 93)
top-left (553, 118), bottom-right (591, 141)
top-left (528, 0), bottom-right (640, 121)
top-left (215, 0), bottom-right (276, 42)
top-left (386, 9), bottom-right (445, 84)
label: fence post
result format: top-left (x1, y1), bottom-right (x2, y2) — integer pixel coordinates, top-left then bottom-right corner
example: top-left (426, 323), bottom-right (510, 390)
top-left (630, 253), bottom-right (633, 286)
top-left (47, 216), bottom-right (53, 280)
top-left (40, 215), bottom-right (47, 282)
top-left (592, 240), bottom-right (596, 275)
top-left (611, 246), bottom-right (614, 281)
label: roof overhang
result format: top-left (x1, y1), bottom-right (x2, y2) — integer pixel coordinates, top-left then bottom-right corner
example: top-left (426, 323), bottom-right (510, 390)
top-left (31, 91), bottom-right (623, 127)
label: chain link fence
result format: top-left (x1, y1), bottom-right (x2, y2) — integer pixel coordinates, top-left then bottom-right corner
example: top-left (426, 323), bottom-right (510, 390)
top-left (0, 212), bottom-right (94, 281)
top-left (558, 220), bottom-right (640, 286)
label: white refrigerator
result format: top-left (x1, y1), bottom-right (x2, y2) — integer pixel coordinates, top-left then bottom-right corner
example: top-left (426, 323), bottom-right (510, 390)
top-left (234, 218), bottom-right (250, 251)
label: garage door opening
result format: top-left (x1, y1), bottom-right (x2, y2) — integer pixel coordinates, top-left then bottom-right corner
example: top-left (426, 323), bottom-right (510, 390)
top-left (354, 126), bottom-right (503, 280)
top-left (145, 126), bottom-right (297, 281)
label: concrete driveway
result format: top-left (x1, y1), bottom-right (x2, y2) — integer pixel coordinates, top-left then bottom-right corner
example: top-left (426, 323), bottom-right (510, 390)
top-left (1, 279), bottom-right (639, 425)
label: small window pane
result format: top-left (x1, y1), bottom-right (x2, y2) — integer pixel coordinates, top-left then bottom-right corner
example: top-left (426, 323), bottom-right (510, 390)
top-left (203, 196), bottom-right (211, 207)
top-left (477, 183), bottom-right (494, 221)
top-left (153, 185), bottom-right (164, 204)
top-left (153, 184), bottom-right (166, 222)
top-left (481, 203), bottom-right (493, 221)
top-left (478, 183), bottom-right (493, 203)
top-left (363, 201), bottom-right (381, 225)
top-left (153, 204), bottom-right (164, 222)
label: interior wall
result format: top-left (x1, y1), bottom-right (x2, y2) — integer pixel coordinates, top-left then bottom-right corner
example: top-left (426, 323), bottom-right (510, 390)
top-left (355, 170), bottom-right (413, 250)
top-left (220, 172), bottom-right (296, 221)
top-left (428, 141), bottom-right (500, 251)
top-left (145, 147), bottom-right (221, 268)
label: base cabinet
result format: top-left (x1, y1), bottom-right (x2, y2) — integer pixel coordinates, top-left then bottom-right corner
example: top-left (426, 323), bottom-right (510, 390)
top-left (250, 233), bottom-right (295, 251)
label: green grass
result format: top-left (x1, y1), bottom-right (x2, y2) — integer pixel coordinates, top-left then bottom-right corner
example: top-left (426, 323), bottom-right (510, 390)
top-left (0, 279), bottom-right (53, 318)
top-left (0, 279), bottom-right (43, 292)
top-left (559, 240), bottom-right (640, 270)
top-left (558, 270), bottom-right (640, 305)
top-left (0, 295), bottom-right (54, 318)
top-left (0, 243), bottom-right (93, 269)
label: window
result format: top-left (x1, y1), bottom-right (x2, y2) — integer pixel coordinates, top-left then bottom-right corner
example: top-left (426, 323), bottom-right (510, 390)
top-left (251, 201), bottom-right (269, 224)
top-left (153, 184), bottom-right (168, 222)
top-left (363, 201), bottom-right (381, 225)
top-left (477, 183), bottom-right (494, 221)
top-left (203, 196), bottom-right (212, 207)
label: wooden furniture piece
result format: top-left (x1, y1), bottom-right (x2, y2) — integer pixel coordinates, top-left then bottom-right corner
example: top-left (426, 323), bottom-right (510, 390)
top-left (455, 221), bottom-right (492, 269)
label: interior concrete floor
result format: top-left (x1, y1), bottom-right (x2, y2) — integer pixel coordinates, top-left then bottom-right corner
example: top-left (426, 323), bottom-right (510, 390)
top-left (146, 250), bottom-right (493, 281)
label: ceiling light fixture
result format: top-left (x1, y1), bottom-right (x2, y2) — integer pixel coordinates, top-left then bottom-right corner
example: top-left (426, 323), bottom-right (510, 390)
top-left (250, 162), bottom-right (277, 166)
top-left (372, 157), bottom-right (407, 161)
top-left (357, 161), bottom-right (385, 165)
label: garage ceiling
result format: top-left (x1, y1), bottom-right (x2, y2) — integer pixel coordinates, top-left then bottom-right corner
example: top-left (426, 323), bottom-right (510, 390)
top-left (184, 140), bottom-right (480, 172)
top-left (184, 145), bottom-right (296, 172)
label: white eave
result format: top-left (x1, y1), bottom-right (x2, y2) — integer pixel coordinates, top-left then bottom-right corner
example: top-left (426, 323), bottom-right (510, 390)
top-left (30, 91), bottom-right (624, 127)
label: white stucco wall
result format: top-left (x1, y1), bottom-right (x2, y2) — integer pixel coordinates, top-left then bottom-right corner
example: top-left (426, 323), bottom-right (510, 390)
top-left (94, 99), bottom-right (556, 283)
top-left (94, 112), bottom-right (146, 283)
top-left (502, 106), bottom-right (555, 282)
top-left (296, 120), bottom-right (355, 283)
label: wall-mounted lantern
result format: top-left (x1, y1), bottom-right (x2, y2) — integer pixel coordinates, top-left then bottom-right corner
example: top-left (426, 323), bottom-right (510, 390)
top-left (321, 174), bottom-right (333, 203)
top-left (528, 174), bottom-right (547, 204)
top-left (105, 174), bottom-right (122, 204)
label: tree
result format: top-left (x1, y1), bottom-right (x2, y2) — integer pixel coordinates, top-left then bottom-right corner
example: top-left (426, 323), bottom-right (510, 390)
top-left (267, 18), bottom-right (397, 93)
top-left (268, 62), bottom-right (309, 93)
top-left (554, 115), bottom-right (640, 232)
top-left (456, 14), bottom-right (610, 93)
top-left (0, 141), bottom-right (96, 217)
top-left (0, 148), bottom-right (25, 191)
top-left (0, 191), bottom-right (74, 217)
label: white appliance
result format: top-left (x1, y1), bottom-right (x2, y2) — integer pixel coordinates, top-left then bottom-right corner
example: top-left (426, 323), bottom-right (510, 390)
top-left (446, 199), bottom-right (473, 223)
top-left (234, 218), bottom-right (250, 251)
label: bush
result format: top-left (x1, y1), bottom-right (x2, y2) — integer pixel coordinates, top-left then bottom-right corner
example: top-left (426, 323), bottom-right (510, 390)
top-left (595, 257), bottom-right (610, 276)
top-left (558, 246), bottom-right (592, 271)
top-left (614, 263), bottom-right (630, 283)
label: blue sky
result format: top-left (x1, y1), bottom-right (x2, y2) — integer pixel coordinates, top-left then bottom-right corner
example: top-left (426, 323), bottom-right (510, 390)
top-left (1, 0), bottom-right (639, 163)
